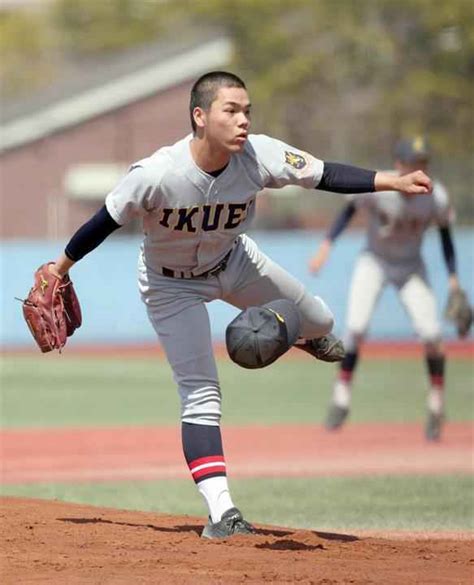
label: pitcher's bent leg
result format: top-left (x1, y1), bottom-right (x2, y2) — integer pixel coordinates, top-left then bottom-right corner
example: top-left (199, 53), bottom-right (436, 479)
top-left (224, 241), bottom-right (334, 339)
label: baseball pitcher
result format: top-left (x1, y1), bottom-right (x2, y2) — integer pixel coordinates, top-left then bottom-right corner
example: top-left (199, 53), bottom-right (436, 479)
top-left (25, 72), bottom-right (433, 538)
top-left (309, 136), bottom-right (471, 441)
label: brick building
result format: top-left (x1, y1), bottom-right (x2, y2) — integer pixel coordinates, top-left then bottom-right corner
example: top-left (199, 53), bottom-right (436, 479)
top-left (0, 36), bottom-right (231, 239)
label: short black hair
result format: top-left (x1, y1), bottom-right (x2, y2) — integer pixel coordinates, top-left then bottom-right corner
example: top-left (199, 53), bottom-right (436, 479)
top-left (189, 71), bottom-right (246, 132)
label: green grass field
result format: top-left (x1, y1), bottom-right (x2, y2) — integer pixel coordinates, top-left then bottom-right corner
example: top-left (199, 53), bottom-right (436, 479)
top-left (2, 354), bottom-right (473, 427)
top-left (1, 354), bottom-right (473, 531)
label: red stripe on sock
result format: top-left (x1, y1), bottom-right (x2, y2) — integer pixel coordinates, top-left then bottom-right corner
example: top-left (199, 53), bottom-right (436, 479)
top-left (192, 464), bottom-right (227, 481)
top-left (339, 370), bottom-right (353, 383)
top-left (188, 455), bottom-right (225, 472)
top-left (430, 375), bottom-right (444, 388)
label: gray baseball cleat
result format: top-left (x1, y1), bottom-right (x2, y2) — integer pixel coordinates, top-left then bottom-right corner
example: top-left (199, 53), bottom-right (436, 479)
top-left (325, 403), bottom-right (350, 430)
top-left (425, 412), bottom-right (444, 441)
top-left (295, 333), bottom-right (346, 362)
top-left (201, 507), bottom-right (256, 539)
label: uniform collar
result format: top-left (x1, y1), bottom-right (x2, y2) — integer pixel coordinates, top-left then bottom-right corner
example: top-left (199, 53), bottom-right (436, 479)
top-left (184, 134), bottom-right (236, 191)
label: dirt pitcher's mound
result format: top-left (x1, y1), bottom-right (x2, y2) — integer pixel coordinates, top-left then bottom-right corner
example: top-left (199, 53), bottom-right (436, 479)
top-left (1, 498), bottom-right (472, 585)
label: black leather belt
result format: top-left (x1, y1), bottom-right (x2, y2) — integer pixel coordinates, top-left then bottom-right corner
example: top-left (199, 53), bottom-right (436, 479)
top-left (161, 248), bottom-right (232, 279)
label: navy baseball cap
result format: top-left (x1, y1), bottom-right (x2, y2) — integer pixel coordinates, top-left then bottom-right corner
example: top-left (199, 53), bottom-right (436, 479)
top-left (394, 136), bottom-right (430, 163)
top-left (225, 299), bottom-right (302, 369)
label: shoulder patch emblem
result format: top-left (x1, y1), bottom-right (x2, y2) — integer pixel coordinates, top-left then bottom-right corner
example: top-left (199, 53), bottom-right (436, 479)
top-left (285, 151), bottom-right (307, 170)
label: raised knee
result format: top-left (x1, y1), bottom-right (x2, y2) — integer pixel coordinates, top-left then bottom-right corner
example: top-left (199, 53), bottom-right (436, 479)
top-left (315, 297), bottom-right (334, 335)
top-left (321, 312), bottom-right (334, 336)
top-left (298, 295), bottom-right (334, 339)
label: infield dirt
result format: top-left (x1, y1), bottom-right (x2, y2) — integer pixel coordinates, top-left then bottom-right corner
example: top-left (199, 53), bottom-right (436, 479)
top-left (1, 497), bottom-right (472, 584)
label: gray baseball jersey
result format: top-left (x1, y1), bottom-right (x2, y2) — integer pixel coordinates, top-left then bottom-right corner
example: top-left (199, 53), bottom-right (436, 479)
top-left (344, 178), bottom-right (453, 348)
top-left (105, 133), bottom-right (332, 425)
top-left (349, 179), bottom-right (452, 266)
top-left (106, 133), bottom-right (323, 276)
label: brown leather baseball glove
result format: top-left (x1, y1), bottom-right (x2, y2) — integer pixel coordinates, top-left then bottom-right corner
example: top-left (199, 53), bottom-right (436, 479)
top-left (444, 288), bottom-right (473, 338)
top-left (21, 263), bottom-right (82, 353)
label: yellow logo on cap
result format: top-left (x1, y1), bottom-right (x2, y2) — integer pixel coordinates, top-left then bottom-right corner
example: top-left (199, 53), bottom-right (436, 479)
top-left (267, 309), bottom-right (285, 323)
top-left (413, 136), bottom-right (425, 152)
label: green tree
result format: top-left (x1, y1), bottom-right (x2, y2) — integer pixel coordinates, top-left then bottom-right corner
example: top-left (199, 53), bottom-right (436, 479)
top-left (0, 9), bottom-right (57, 97)
top-left (172, 0), bottom-right (474, 218)
top-left (52, 0), bottom-right (168, 53)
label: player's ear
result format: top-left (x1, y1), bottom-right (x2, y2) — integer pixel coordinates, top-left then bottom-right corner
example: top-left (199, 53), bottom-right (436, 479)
top-left (193, 107), bottom-right (206, 131)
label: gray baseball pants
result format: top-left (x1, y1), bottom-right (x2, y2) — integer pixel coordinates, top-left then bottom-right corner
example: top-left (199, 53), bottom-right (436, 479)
top-left (138, 234), bottom-right (333, 425)
top-left (344, 251), bottom-right (442, 352)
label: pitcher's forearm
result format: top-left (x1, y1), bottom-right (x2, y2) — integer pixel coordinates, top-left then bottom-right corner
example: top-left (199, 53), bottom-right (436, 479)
top-left (51, 253), bottom-right (76, 278)
top-left (374, 171), bottom-right (399, 191)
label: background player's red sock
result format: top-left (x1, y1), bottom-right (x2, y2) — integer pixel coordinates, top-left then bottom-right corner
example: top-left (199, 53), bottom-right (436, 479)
top-left (182, 422), bottom-right (234, 523)
top-left (333, 351), bottom-right (359, 407)
top-left (425, 355), bottom-right (445, 414)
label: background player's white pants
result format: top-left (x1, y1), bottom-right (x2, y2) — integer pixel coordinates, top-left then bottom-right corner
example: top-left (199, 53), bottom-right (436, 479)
top-left (344, 251), bottom-right (442, 352)
top-left (138, 235), bottom-right (333, 425)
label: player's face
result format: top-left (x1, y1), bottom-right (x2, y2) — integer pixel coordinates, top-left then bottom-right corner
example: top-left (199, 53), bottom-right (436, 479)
top-left (203, 86), bottom-right (251, 153)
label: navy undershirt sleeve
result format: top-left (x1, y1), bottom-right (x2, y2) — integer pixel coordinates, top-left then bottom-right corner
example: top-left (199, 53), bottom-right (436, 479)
top-left (317, 162), bottom-right (376, 194)
top-left (327, 202), bottom-right (357, 241)
top-left (65, 205), bottom-right (121, 261)
top-left (439, 225), bottom-right (457, 275)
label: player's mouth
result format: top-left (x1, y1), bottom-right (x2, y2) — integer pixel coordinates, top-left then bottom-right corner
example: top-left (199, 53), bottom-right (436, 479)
top-left (235, 133), bottom-right (248, 144)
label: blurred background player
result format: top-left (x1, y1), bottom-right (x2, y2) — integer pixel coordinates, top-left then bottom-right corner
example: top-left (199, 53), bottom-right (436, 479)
top-left (308, 136), bottom-right (462, 441)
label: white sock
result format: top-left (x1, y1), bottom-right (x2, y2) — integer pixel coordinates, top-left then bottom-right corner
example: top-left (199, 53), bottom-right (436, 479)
top-left (333, 380), bottom-right (351, 408)
top-left (427, 387), bottom-right (444, 415)
top-left (198, 476), bottom-right (234, 523)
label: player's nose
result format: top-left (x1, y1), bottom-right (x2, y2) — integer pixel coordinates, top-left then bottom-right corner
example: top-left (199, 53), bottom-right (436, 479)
top-left (237, 112), bottom-right (250, 128)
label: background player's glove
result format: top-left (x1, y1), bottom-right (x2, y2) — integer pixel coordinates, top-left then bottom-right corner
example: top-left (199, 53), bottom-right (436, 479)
top-left (444, 288), bottom-right (473, 338)
top-left (20, 263), bottom-right (82, 352)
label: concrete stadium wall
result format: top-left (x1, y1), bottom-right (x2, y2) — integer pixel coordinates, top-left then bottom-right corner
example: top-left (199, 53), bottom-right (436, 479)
top-left (2, 228), bottom-right (473, 347)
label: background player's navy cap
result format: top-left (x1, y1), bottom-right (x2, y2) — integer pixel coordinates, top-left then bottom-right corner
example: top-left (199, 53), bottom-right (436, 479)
top-left (225, 299), bottom-right (302, 369)
top-left (394, 136), bottom-right (430, 163)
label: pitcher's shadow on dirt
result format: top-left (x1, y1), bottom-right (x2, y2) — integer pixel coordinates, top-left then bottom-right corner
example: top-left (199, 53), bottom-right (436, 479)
top-left (58, 517), bottom-right (203, 536)
top-left (314, 530), bottom-right (359, 542)
top-left (57, 517), bottom-right (293, 538)
top-left (58, 517), bottom-right (358, 543)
